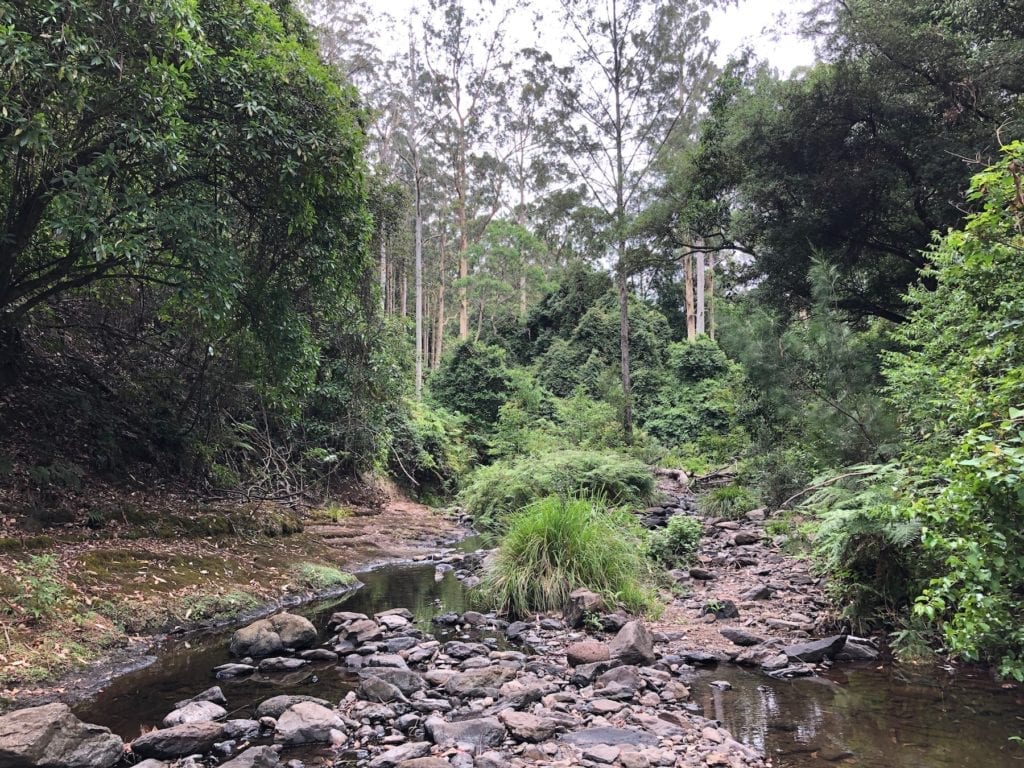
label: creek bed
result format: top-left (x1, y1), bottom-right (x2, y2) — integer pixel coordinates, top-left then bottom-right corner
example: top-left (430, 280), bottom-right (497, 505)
top-left (75, 548), bottom-right (1024, 767)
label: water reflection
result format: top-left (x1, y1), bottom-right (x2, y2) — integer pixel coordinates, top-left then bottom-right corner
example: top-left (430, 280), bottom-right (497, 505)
top-left (695, 665), bottom-right (1024, 767)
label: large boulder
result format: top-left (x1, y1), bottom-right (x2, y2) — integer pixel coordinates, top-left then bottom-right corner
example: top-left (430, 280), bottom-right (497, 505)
top-left (273, 701), bottom-right (345, 746)
top-left (229, 613), bottom-right (317, 657)
top-left (0, 703), bottom-right (123, 768)
top-left (608, 621), bottom-right (655, 666)
top-left (498, 710), bottom-right (563, 742)
top-left (130, 721), bottom-right (225, 759)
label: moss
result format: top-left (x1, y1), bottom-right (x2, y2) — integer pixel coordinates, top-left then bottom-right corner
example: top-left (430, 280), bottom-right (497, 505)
top-left (289, 562), bottom-right (356, 591)
top-left (307, 504), bottom-right (354, 524)
top-left (180, 591), bottom-right (260, 622)
top-left (0, 535), bottom-right (54, 553)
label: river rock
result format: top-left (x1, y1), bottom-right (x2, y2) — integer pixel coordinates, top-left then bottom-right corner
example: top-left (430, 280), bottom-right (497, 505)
top-left (566, 640), bottom-right (610, 667)
top-left (783, 635), bottom-right (847, 663)
top-left (608, 621), bottom-right (655, 666)
top-left (367, 741), bottom-right (432, 768)
top-left (162, 700), bottom-right (227, 727)
top-left (0, 703), bottom-right (123, 768)
top-left (739, 584), bottom-right (774, 601)
top-left (256, 695), bottom-right (333, 719)
top-left (564, 588), bottom-right (606, 628)
top-left (359, 667), bottom-right (425, 695)
top-left (425, 715), bottom-right (505, 748)
top-left (229, 613), bottom-right (317, 657)
top-left (719, 627), bottom-right (765, 647)
top-left (360, 675), bottom-right (408, 703)
top-left (498, 710), bottom-right (562, 742)
top-left (219, 746), bottom-right (282, 768)
top-left (258, 656), bottom-right (309, 672)
top-left (445, 667), bottom-right (516, 698)
top-left (274, 701), bottom-right (345, 746)
top-left (223, 720), bottom-right (261, 740)
top-left (174, 686), bottom-right (227, 709)
top-left (397, 759), bottom-right (453, 768)
top-left (837, 638), bottom-right (880, 661)
top-left (214, 663), bottom-right (255, 679)
top-left (560, 726), bottom-right (658, 748)
top-left (131, 721), bottom-right (225, 759)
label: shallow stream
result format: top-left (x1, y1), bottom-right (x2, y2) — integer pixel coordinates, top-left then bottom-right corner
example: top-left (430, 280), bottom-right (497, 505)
top-left (74, 545), bottom-right (1024, 767)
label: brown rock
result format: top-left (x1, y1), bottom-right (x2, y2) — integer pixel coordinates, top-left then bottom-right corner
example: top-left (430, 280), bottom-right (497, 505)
top-left (566, 641), bottom-right (611, 667)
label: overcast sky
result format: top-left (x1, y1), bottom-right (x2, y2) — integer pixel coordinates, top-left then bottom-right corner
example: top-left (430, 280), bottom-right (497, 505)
top-left (369, 0), bottom-right (820, 74)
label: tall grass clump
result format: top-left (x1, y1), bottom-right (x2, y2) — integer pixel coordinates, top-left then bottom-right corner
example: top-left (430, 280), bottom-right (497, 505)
top-left (460, 449), bottom-right (655, 530)
top-left (478, 495), bottom-right (655, 618)
top-left (697, 483), bottom-right (760, 519)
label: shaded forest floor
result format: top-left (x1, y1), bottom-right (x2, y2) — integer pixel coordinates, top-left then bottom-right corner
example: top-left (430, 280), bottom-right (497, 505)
top-left (0, 478), bottom-right (465, 707)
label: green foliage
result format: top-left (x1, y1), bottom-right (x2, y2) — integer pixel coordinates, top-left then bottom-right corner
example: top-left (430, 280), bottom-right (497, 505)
top-left (460, 449), bottom-right (655, 530)
top-left (881, 144), bottom-right (1024, 678)
top-left (387, 399), bottom-right (471, 499)
top-left (478, 495), bottom-right (655, 618)
top-left (801, 464), bottom-right (924, 629)
top-left (9, 555), bottom-right (66, 621)
top-left (648, 515), bottom-right (703, 568)
top-left (429, 341), bottom-right (514, 431)
top-left (698, 484), bottom-right (759, 520)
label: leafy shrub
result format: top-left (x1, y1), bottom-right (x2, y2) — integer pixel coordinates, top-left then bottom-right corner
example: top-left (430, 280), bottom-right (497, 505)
top-left (697, 484), bottom-right (759, 519)
top-left (666, 337), bottom-right (731, 381)
top-left (478, 495), bottom-right (654, 617)
top-left (648, 515), bottom-right (703, 568)
top-left (460, 449), bottom-right (655, 529)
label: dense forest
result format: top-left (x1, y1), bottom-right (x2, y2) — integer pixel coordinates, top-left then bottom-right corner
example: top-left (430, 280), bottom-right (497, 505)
top-left (2, 0), bottom-right (1024, 683)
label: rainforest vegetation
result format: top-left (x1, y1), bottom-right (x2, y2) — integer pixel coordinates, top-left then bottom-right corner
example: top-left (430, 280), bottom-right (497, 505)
top-left (2, 0), bottom-right (1023, 679)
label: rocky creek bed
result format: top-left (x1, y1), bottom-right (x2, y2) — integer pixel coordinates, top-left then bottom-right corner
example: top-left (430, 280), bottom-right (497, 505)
top-left (4, 483), bottom-right (1024, 768)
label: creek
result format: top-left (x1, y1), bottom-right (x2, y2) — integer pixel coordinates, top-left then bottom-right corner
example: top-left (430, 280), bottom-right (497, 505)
top-left (74, 543), bottom-right (1024, 767)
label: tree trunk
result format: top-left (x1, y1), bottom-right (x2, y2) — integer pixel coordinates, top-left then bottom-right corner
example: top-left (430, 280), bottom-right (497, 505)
top-left (414, 180), bottom-right (423, 397)
top-left (434, 230), bottom-right (447, 369)
top-left (379, 237), bottom-right (387, 312)
top-left (684, 253), bottom-right (696, 341)
top-left (695, 249), bottom-right (705, 336)
top-left (706, 252), bottom-right (715, 340)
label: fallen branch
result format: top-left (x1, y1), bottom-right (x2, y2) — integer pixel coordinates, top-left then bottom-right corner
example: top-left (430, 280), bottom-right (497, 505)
top-left (778, 468), bottom-right (881, 510)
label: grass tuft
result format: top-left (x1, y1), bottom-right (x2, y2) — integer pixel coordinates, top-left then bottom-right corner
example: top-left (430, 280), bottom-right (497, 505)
top-left (290, 562), bottom-right (356, 591)
top-left (478, 495), bottom-right (655, 618)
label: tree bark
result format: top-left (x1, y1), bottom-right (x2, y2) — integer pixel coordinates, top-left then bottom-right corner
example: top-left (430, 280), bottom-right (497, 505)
top-left (695, 249), bottom-right (705, 336)
top-left (684, 253), bottom-right (696, 341)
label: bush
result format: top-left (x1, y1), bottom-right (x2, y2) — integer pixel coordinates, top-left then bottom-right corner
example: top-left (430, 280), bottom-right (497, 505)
top-left (387, 400), bottom-right (471, 499)
top-left (290, 563), bottom-right (357, 591)
top-left (649, 515), bottom-right (704, 568)
top-left (697, 484), bottom-right (759, 519)
top-left (428, 341), bottom-right (513, 429)
top-left (460, 449), bottom-right (655, 530)
top-left (9, 554), bottom-right (66, 621)
top-left (478, 495), bottom-right (654, 617)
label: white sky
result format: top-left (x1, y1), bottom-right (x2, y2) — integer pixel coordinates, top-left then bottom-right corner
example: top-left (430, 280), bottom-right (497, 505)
top-left (370, 0), bottom-right (820, 73)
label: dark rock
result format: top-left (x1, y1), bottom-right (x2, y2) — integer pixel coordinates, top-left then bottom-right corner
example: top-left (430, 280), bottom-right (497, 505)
top-left (131, 721), bottom-right (225, 759)
top-left (0, 703), bottom-right (123, 768)
top-left (298, 648), bottom-right (338, 662)
top-left (443, 641), bottom-right (488, 660)
top-left (678, 650), bottom-right (725, 666)
top-left (505, 620), bottom-right (530, 640)
top-left (608, 621), bottom-right (655, 666)
top-left (739, 584), bottom-right (773, 601)
top-left (701, 600), bottom-right (739, 620)
top-left (600, 612), bottom-right (629, 632)
top-left (689, 568), bottom-right (716, 580)
top-left (731, 531), bottom-right (761, 546)
top-left (431, 613), bottom-right (460, 626)
top-left (445, 667), bottom-right (516, 698)
top-left (836, 639), bottom-right (879, 661)
top-left (719, 627), bottom-right (765, 647)
top-left (222, 720), bottom-right (261, 741)
top-left (783, 635), bottom-right (847, 663)
top-left (360, 676), bottom-right (408, 703)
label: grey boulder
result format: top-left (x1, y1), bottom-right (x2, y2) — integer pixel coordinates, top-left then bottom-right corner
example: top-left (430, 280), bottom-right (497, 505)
top-left (0, 703), bottom-right (123, 768)
top-left (229, 613), bottom-right (317, 657)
